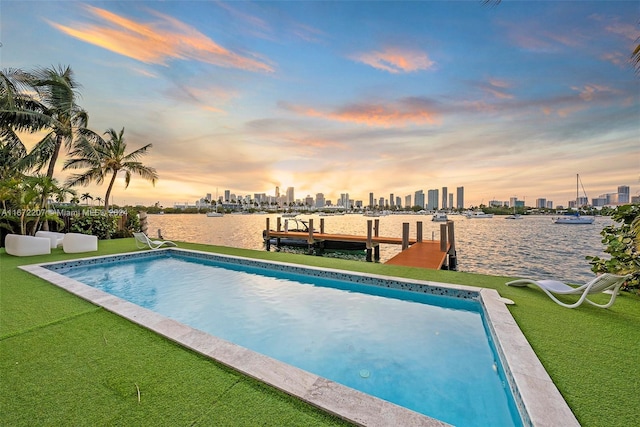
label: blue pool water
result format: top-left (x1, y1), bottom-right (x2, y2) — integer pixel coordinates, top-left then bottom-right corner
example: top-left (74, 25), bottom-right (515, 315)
top-left (50, 252), bottom-right (522, 427)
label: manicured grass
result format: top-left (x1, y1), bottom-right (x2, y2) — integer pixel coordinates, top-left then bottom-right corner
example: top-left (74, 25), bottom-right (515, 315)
top-left (2, 238), bottom-right (639, 426)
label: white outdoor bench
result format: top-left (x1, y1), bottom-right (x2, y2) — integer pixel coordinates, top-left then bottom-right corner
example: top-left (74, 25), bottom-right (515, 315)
top-left (35, 231), bottom-right (66, 249)
top-left (62, 233), bottom-right (98, 253)
top-left (5, 234), bottom-right (52, 256)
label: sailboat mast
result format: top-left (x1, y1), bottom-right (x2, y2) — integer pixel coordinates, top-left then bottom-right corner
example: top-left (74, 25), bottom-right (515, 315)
top-left (576, 173), bottom-right (579, 207)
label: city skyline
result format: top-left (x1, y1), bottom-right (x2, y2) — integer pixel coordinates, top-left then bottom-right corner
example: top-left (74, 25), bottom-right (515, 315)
top-left (178, 181), bottom-right (632, 211)
top-left (4, 1), bottom-right (639, 207)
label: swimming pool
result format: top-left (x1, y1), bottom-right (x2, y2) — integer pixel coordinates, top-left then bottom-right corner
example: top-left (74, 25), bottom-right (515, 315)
top-left (23, 248), bottom-right (578, 427)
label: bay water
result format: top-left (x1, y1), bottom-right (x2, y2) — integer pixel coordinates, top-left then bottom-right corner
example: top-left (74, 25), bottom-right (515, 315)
top-left (147, 213), bottom-right (611, 284)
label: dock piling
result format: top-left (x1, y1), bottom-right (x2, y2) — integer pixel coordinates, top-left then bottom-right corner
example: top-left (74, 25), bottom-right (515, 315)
top-left (366, 220), bottom-right (373, 262)
top-left (402, 223), bottom-right (410, 250)
top-left (447, 220), bottom-right (457, 270)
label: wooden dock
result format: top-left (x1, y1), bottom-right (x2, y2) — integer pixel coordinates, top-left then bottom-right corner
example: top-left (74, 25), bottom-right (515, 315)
top-left (264, 218), bottom-right (456, 270)
top-left (385, 241), bottom-right (450, 269)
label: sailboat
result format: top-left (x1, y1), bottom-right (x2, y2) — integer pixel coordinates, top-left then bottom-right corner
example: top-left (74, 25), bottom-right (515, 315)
top-left (553, 174), bottom-right (594, 224)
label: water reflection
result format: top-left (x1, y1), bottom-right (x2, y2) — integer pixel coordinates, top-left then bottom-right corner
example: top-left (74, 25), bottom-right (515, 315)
top-left (147, 213), bottom-right (610, 283)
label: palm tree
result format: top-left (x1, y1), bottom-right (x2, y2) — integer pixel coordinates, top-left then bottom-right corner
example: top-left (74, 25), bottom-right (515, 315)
top-left (6, 175), bottom-right (70, 235)
top-left (63, 127), bottom-right (158, 212)
top-left (0, 68), bottom-right (39, 179)
top-left (26, 65), bottom-right (89, 179)
top-left (95, 196), bottom-right (103, 206)
top-left (1, 66), bottom-right (89, 178)
top-left (80, 192), bottom-right (93, 205)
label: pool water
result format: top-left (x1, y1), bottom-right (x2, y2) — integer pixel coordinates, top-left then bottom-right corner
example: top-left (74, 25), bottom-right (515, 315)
top-left (51, 252), bottom-right (522, 427)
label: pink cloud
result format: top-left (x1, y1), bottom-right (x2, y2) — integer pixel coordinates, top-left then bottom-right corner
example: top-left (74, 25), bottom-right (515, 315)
top-left (350, 47), bottom-right (435, 73)
top-left (483, 79), bottom-right (514, 100)
top-left (571, 84), bottom-right (617, 101)
top-left (50, 5), bottom-right (274, 72)
top-left (282, 98), bottom-right (440, 127)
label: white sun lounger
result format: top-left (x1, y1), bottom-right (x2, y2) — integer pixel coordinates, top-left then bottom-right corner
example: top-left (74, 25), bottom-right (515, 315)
top-left (4, 234), bottom-right (51, 256)
top-left (506, 273), bottom-right (632, 309)
top-left (133, 232), bottom-right (177, 250)
top-left (35, 231), bottom-right (66, 249)
top-left (63, 233), bottom-right (98, 253)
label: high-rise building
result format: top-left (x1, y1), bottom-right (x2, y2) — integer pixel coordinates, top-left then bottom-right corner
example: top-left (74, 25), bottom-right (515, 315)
top-left (456, 187), bottom-right (464, 209)
top-left (405, 195), bottom-right (411, 207)
top-left (448, 194), bottom-right (453, 210)
top-left (315, 193), bottom-right (325, 208)
top-left (442, 187), bottom-right (448, 209)
top-left (224, 189), bottom-right (231, 202)
top-left (339, 193), bottom-right (350, 209)
top-left (304, 195), bottom-right (314, 207)
top-left (618, 186), bottom-right (630, 204)
top-left (536, 198), bottom-right (547, 208)
top-left (396, 196), bottom-right (402, 207)
top-left (369, 192), bottom-right (374, 208)
top-left (378, 197), bottom-right (385, 207)
top-left (414, 190), bottom-right (425, 209)
top-left (389, 193), bottom-right (394, 207)
top-left (275, 186), bottom-right (280, 198)
top-left (286, 187), bottom-right (294, 205)
top-left (427, 189), bottom-right (439, 210)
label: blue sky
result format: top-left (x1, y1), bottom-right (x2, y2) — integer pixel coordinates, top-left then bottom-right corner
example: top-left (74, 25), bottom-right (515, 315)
top-left (2, 1), bottom-right (639, 207)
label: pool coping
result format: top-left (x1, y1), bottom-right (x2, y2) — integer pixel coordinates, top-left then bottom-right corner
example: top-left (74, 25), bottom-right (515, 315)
top-left (21, 248), bottom-right (579, 427)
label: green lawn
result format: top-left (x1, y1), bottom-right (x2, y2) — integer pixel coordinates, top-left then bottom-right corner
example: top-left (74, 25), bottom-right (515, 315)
top-left (1, 238), bottom-right (639, 426)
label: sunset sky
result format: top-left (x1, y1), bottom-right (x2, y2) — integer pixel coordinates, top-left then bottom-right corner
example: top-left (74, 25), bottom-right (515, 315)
top-left (2, 1), bottom-right (639, 208)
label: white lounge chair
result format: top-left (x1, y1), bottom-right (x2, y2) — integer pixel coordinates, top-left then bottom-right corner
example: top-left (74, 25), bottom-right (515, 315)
top-left (63, 233), bottom-right (98, 253)
top-left (506, 273), bottom-right (632, 309)
top-left (4, 234), bottom-right (51, 256)
top-left (133, 232), bottom-right (177, 250)
top-left (35, 231), bottom-right (65, 249)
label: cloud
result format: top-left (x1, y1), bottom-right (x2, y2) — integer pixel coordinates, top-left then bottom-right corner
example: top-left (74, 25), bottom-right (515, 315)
top-left (476, 79), bottom-right (514, 100)
top-left (280, 97), bottom-right (441, 127)
top-left (49, 5), bottom-right (274, 72)
top-left (571, 84), bottom-right (618, 102)
top-left (502, 19), bottom-right (585, 53)
top-left (350, 47), bottom-right (435, 73)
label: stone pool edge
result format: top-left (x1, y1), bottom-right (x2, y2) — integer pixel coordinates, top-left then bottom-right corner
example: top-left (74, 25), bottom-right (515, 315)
top-left (21, 248), bottom-right (579, 427)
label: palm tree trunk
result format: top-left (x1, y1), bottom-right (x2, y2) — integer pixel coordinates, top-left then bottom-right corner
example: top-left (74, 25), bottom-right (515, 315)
top-left (104, 171), bottom-right (118, 212)
top-left (40, 133), bottom-right (64, 231)
top-left (46, 134), bottom-right (64, 179)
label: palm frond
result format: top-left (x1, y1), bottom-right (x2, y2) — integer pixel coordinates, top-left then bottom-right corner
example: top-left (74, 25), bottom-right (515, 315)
top-left (64, 168), bottom-right (105, 188)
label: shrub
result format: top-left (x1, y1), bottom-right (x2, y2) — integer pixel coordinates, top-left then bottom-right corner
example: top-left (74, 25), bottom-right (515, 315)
top-left (587, 204), bottom-right (640, 293)
top-left (69, 212), bottom-right (117, 240)
top-left (111, 208), bottom-right (141, 238)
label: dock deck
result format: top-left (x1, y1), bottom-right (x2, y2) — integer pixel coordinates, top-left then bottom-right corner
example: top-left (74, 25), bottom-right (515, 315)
top-left (264, 218), bottom-right (455, 270)
top-left (384, 241), bottom-right (449, 270)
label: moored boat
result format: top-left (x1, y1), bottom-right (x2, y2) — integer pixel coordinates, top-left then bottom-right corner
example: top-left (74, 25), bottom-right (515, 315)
top-left (432, 212), bottom-right (448, 222)
top-left (553, 174), bottom-right (595, 225)
top-left (465, 210), bottom-right (494, 219)
top-left (553, 213), bottom-right (594, 224)
top-left (263, 219), bottom-right (366, 250)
